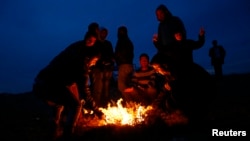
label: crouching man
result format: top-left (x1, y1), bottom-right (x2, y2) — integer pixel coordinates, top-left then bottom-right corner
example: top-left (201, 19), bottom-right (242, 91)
top-left (32, 31), bottom-right (103, 140)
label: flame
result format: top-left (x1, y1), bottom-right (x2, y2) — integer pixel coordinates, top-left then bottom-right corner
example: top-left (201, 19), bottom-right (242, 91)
top-left (99, 98), bottom-right (153, 126)
top-left (79, 98), bottom-right (188, 128)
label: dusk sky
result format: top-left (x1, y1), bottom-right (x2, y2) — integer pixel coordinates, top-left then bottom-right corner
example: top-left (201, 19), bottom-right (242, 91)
top-left (1, 0), bottom-right (250, 93)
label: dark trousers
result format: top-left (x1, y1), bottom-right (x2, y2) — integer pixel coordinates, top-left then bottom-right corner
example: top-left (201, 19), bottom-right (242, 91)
top-left (117, 64), bottom-right (134, 99)
top-left (91, 68), bottom-right (113, 107)
top-left (124, 86), bottom-right (158, 106)
top-left (213, 63), bottom-right (223, 80)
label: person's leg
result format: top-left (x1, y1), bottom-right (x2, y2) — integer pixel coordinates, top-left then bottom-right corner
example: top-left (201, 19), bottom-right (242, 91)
top-left (91, 68), bottom-right (104, 107)
top-left (214, 63), bottom-right (222, 80)
top-left (117, 65), bottom-right (127, 95)
top-left (218, 64), bottom-right (223, 79)
top-left (145, 87), bottom-right (158, 104)
top-left (120, 64), bottom-right (134, 98)
top-left (102, 70), bottom-right (113, 106)
top-left (60, 83), bottom-right (82, 139)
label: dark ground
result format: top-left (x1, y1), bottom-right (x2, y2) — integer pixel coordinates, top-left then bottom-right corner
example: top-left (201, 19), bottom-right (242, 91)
top-left (0, 73), bottom-right (249, 141)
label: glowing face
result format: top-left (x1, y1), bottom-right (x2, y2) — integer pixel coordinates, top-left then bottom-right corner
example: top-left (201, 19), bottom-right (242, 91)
top-left (156, 10), bottom-right (165, 22)
top-left (140, 56), bottom-right (149, 69)
top-left (86, 36), bottom-right (97, 47)
top-left (100, 30), bottom-right (108, 40)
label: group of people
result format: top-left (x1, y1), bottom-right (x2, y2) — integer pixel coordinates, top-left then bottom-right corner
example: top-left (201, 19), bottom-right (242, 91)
top-left (32, 4), bottom-right (221, 140)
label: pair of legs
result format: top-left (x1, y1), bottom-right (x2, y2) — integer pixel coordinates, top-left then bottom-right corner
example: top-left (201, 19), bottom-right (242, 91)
top-left (123, 86), bottom-right (158, 106)
top-left (91, 68), bottom-right (113, 107)
top-left (33, 82), bottom-right (83, 139)
top-left (117, 64), bottom-right (134, 102)
top-left (213, 63), bottom-right (223, 80)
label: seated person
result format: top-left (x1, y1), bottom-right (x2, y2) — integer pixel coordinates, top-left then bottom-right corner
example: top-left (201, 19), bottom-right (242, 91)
top-left (123, 53), bottom-right (158, 106)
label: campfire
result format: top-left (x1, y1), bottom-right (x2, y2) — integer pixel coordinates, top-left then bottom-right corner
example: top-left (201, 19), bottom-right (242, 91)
top-left (99, 98), bottom-right (153, 126)
top-left (79, 98), bottom-right (188, 128)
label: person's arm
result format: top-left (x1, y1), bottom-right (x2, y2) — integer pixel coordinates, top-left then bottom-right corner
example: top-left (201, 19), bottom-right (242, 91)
top-left (152, 33), bottom-right (162, 50)
top-left (191, 27), bottom-right (205, 50)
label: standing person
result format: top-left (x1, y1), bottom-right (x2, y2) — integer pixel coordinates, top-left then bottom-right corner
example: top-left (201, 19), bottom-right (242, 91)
top-left (209, 40), bottom-right (226, 80)
top-left (123, 53), bottom-right (158, 106)
top-left (114, 26), bottom-right (134, 102)
top-left (32, 31), bottom-right (103, 140)
top-left (91, 27), bottom-right (115, 107)
top-left (168, 27), bottom-right (215, 119)
top-left (150, 4), bottom-right (187, 92)
top-left (151, 4), bottom-right (186, 70)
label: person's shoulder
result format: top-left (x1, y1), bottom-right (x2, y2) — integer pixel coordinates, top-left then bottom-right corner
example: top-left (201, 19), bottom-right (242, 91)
top-left (171, 16), bottom-right (183, 22)
top-left (105, 40), bottom-right (113, 46)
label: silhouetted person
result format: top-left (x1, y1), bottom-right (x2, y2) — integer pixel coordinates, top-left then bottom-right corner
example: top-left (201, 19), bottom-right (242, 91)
top-left (114, 26), bottom-right (134, 103)
top-left (32, 31), bottom-right (102, 140)
top-left (151, 4), bottom-right (186, 71)
top-left (123, 53), bottom-right (158, 106)
top-left (209, 40), bottom-right (226, 80)
top-left (91, 27), bottom-right (115, 107)
top-left (169, 27), bottom-right (205, 77)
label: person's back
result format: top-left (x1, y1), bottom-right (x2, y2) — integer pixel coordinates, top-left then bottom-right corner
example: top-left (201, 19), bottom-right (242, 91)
top-left (115, 26), bottom-right (134, 66)
top-left (35, 40), bottom-right (98, 86)
top-left (95, 27), bottom-right (115, 70)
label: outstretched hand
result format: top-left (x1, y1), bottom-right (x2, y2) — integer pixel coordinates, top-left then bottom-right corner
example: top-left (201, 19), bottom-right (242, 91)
top-left (199, 27), bottom-right (205, 36)
top-left (152, 33), bottom-right (158, 42)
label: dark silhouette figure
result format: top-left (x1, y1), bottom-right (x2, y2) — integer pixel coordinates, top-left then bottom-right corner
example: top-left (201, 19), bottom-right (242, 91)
top-left (91, 27), bottom-right (115, 107)
top-left (209, 40), bottom-right (226, 80)
top-left (167, 27), bottom-right (205, 78)
top-left (32, 31), bottom-right (102, 140)
top-left (114, 26), bottom-right (134, 102)
top-left (151, 4), bottom-right (186, 69)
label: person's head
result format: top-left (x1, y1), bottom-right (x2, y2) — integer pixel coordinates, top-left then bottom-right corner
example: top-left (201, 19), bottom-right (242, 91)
top-left (155, 4), bottom-right (172, 22)
top-left (99, 27), bottom-right (108, 41)
top-left (88, 22), bottom-right (99, 33)
top-left (117, 26), bottom-right (128, 39)
top-left (84, 31), bottom-right (97, 47)
top-left (139, 53), bottom-right (150, 69)
top-left (212, 40), bottom-right (218, 46)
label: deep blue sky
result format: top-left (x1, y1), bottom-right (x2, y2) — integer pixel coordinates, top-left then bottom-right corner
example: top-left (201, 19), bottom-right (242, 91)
top-left (1, 0), bottom-right (250, 93)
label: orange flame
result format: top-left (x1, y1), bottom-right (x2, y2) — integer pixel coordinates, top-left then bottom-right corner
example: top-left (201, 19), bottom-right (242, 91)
top-left (99, 98), bottom-right (153, 126)
top-left (80, 98), bottom-right (188, 128)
